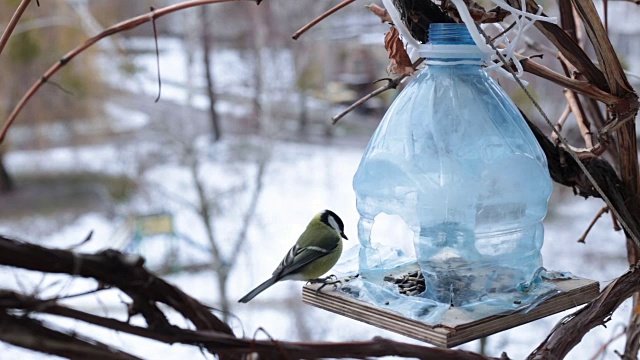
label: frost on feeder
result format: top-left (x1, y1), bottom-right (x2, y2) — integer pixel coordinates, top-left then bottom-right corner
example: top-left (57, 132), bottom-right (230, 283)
top-left (303, 20), bottom-right (598, 347)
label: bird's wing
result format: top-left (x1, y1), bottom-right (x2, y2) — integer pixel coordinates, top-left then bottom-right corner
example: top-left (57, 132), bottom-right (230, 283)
top-left (272, 243), bottom-right (338, 279)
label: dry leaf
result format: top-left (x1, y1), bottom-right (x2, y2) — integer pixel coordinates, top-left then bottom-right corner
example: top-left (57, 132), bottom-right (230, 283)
top-left (365, 3), bottom-right (392, 23)
top-left (384, 26), bottom-right (415, 75)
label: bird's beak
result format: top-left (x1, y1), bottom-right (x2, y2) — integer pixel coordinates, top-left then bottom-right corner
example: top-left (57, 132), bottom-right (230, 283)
top-left (341, 232), bottom-right (348, 240)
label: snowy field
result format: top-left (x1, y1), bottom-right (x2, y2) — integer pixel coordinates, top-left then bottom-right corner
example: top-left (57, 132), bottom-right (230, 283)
top-left (0, 26), bottom-right (636, 360)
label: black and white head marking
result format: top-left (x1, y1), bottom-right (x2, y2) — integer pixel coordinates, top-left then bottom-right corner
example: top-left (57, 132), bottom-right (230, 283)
top-left (321, 210), bottom-right (347, 239)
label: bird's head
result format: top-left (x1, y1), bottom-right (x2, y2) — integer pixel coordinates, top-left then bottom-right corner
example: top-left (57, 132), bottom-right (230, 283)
top-left (320, 209), bottom-right (348, 240)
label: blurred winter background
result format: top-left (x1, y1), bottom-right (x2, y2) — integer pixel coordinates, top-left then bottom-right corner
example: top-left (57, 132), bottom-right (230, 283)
top-left (0, 0), bottom-right (639, 359)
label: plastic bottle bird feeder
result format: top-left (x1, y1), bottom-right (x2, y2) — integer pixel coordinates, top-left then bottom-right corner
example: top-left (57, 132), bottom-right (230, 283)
top-left (303, 22), bottom-right (598, 347)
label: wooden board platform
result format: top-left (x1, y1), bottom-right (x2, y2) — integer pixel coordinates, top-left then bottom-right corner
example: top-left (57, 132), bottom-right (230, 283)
top-left (303, 277), bottom-right (599, 348)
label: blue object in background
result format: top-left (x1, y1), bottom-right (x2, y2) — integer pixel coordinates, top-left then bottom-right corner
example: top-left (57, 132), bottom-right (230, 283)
top-left (352, 23), bottom-right (553, 314)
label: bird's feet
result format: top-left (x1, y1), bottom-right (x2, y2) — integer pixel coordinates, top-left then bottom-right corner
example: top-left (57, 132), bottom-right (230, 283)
top-left (307, 275), bottom-right (341, 294)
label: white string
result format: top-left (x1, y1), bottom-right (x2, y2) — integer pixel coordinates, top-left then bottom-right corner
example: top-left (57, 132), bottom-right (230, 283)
top-left (448, 0), bottom-right (494, 54)
top-left (491, 0), bottom-right (555, 23)
top-left (490, 23), bottom-right (511, 48)
top-left (495, 1), bottom-right (547, 77)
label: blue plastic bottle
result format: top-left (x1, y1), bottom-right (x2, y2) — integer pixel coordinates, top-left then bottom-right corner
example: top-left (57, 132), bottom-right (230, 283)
top-left (353, 23), bottom-right (552, 307)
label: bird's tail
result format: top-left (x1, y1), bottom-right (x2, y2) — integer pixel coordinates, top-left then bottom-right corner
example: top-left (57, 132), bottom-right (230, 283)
top-left (238, 277), bottom-right (278, 303)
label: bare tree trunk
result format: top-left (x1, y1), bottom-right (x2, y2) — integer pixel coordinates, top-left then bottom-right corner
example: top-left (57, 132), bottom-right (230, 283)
top-left (321, 24), bottom-right (334, 139)
top-left (188, 154), bottom-right (228, 322)
top-left (478, 337), bottom-right (488, 356)
top-left (298, 90), bottom-right (308, 136)
top-left (252, 47), bottom-right (263, 130)
top-left (183, 9), bottom-right (198, 131)
top-left (250, 5), bottom-right (268, 130)
top-left (0, 151), bottom-right (13, 193)
top-left (216, 271), bottom-right (230, 324)
top-left (188, 148), bottom-right (267, 325)
top-left (199, 6), bottom-right (221, 142)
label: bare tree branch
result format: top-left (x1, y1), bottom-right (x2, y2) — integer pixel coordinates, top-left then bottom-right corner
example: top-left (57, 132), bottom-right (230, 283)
top-left (200, 5), bottom-right (222, 141)
top-left (551, 104), bottom-right (571, 143)
top-left (563, 89), bottom-right (593, 148)
top-left (0, 235), bottom-right (233, 335)
top-left (505, 0), bottom-right (609, 90)
top-left (577, 206), bottom-right (609, 243)
top-left (572, 0), bottom-right (634, 95)
top-left (0, 311), bottom-right (142, 360)
top-left (230, 159), bottom-right (267, 259)
top-left (0, 0), bottom-right (33, 56)
top-left (557, 51), bottom-right (595, 149)
top-left (0, 0), bottom-right (259, 145)
top-left (0, 294), bottom-right (505, 359)
top-left (0, 237), bottom-right (508, 360)
top-left (589, 330), bottom-right (625, 360)
top-left (528, 263), bottom-right (640, 360)
top-left (517, 58), bottom-right (620, 105)
top-left (292, 0), bottom-right (356, 40)
top-left (332, 58), bottom-right (424, 124)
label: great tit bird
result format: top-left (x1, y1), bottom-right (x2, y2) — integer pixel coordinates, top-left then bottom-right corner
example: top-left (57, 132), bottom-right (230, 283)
top-left (238, 209), bottom-right (348, 303)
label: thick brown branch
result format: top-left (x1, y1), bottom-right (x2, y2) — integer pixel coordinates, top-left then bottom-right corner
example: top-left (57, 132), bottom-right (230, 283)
top-left (518, 59), bottom-right (620, 105)
top-left (0, 294), bottom-right (503, 360)
top-left (529, 264), bottom-right (640, 359)
top-left (571, 0), bottom-right (635, 95)
top-left (558, 1), bottom-right (577, 40)
top-left (568, 2), bottom-right (640, 355)
top-left (523, 112), bottom-right (640, 244)
top-left (0, 312), bottom-right (141, 360)
top-left (0, 235), bottom-right (233, 335)
top-left (0, 288), bottom-right (502, 359)
top-left (0, 290), bottom-right (179, 345)
top-left (570, 0), bottom-right (640, 198)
